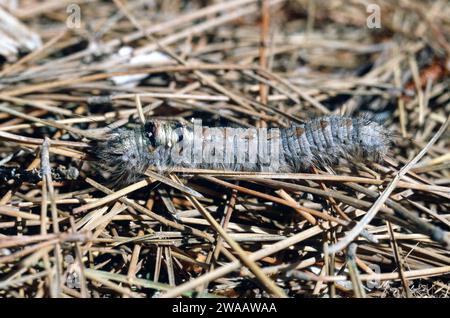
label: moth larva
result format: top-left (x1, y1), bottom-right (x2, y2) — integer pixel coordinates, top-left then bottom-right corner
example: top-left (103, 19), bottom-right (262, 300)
top-left (0, 165), bottom-right (79, 184)
top-left (91, 116), bottom-right (391, 186)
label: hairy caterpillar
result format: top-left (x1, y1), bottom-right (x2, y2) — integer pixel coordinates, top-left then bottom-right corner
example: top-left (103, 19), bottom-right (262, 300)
top-left (91, 116), bottom-right (391, 185)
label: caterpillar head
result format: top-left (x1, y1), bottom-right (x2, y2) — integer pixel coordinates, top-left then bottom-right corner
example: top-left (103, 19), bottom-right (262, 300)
top-left (91, 121), bottom-right (184, 186)
top-left (90, 126), bottom-right (150, 186)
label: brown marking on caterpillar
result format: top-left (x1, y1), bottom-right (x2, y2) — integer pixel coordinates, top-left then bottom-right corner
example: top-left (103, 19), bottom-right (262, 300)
top-left (320, 119), bottom-right (329, 129)
top-left (295, 127), bottom-right (305, 136)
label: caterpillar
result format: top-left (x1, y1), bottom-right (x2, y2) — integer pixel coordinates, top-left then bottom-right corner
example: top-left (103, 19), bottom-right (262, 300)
top-left (91, 116), bottom-right (391, 186)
